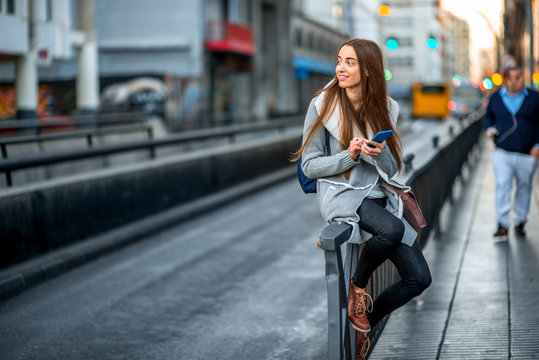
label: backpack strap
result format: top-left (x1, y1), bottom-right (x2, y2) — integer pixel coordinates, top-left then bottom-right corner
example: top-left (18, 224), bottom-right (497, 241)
top-left (324, 128), bottom-right (331, 156)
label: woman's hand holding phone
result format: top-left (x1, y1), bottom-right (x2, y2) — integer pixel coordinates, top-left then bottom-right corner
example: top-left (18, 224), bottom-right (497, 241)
top-left (362, 139), bottom-right (385, 155)
top-left (349, 130), bottom-right (393, 159)
top-left (363, 130), bottom-right (392, 156)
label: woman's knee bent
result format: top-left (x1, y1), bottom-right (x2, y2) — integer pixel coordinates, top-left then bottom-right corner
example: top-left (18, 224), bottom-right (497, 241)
top-left (375, 217), bottom-right (405, 246)
top-left (405, 269), bottom-right (432, 296)
top-left (417, 271), bottom-right (432, 292)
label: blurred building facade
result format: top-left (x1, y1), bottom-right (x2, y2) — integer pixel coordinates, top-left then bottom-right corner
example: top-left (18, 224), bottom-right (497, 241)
top-left (0, 0), bottom-right (486, 124)
top-left (0, 0), bottom-right (353, 127)
top-left (378, 0), bottom-right (443, 96)
top-left (0, 0), bottom-right (296, 128)
top-left (291, 0), bottom-right (348, 111)
top-left (440, 10), bottom-right (470, 80)
top-left (299, 0), bottom-right (348, 34)
top-left (504, 0), bottom-right (538, 86)
top-left (0, 0), bottom-right (98, 119)
top-left (345, 1), bottom-right (381, 43)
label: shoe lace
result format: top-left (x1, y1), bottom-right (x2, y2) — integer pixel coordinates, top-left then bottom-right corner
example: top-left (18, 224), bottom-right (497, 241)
top-left (357, 336), bottom-right (371, 359)
top-left (354, 291), bottom-right (373, 317)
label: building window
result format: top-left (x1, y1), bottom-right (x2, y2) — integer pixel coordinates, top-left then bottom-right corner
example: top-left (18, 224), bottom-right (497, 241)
top-left (317, 35), bottom-right (324, 53)
top-left (46, 0), bottom-right (53, 21)
top-left (295, 28), bottom-right (302, 48)
top-left (307, 32), bottom-right (314, 51)
top-left (399, 37), bottom-right (413, 47)
top-left (385, 17), bottom-right (412, 27)
top-left (241, 0), bottom-right (252, 25)
top-left (326, 38), bottom-right (331, 55)
top-left (6, 0), bottom-right (14, 14)
top-left (388, 56), bottom-right (413, 67)
top-left (389, 0), bottom-right (413, 7)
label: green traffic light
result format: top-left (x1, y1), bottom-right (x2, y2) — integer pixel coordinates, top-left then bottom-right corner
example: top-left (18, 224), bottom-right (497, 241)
top-left (386, 39), bottom-right (399, 50)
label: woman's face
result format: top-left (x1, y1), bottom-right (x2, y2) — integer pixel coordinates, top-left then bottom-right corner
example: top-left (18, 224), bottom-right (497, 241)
top-left (336, 45), bottom-right (361, 89)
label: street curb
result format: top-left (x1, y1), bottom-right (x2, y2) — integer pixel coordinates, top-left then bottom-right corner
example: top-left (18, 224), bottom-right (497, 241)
top-left (0, 166), bottom-right (297, 301)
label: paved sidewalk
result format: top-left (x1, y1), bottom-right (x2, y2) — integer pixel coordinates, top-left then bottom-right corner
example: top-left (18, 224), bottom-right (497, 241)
top-left (370, 140), bottom-right (539, 360)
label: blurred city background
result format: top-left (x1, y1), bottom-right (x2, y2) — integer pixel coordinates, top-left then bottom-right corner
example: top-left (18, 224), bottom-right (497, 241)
top-left (1, 1), bottom-right (539, 359)
top-left (0, 0), bottom-right (536, 127)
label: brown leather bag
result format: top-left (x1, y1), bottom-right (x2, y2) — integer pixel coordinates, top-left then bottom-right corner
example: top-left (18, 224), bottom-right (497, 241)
top-left (395, 187), bottom-right (427, 229)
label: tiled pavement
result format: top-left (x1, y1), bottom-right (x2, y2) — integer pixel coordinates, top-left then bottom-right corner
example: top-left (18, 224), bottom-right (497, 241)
top-left (369, 140), bottom-right (539, 360)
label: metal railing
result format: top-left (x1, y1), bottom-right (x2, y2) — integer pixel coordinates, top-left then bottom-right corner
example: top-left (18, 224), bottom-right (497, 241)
top-left (0, 111), bottom-right (147, 134)
top-left (0, 125), bottom-right (154, 159)
top-left (318, 113), bottom-right (484, 359)
top-left (0, 117), bottom-right (302, 187)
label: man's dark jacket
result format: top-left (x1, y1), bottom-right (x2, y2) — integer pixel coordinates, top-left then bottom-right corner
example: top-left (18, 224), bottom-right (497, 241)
top-left (483, 88), bottom-right (539, 154)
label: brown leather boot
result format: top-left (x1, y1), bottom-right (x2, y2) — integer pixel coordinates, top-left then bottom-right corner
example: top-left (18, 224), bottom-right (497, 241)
top-left (356, 331), bottom-right (370, 360)
top-left (348, 279), bottom-right (373, 333)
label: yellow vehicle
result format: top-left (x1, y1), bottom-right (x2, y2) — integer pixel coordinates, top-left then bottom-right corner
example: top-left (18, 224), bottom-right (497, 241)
top-left (411, 82), bottom-right (451, 119)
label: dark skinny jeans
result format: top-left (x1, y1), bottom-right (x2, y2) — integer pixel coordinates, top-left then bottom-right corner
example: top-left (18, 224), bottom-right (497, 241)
top-left (352, 197), bottom-right (432, 328)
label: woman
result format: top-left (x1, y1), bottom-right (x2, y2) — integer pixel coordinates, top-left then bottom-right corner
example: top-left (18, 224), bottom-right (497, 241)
top-left (293, 39), bottom-right (431, 359)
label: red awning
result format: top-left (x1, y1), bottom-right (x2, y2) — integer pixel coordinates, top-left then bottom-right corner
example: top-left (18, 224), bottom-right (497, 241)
top-left (205, 20), bottom-right (255, 56)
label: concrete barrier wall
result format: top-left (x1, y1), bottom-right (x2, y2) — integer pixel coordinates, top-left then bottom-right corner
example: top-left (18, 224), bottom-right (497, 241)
top-left (0, 133), bottom-right (300, 268)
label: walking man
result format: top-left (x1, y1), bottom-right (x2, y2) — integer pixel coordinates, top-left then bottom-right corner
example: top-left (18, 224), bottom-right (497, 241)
top-left (483, 66), bottom-right (539, 239)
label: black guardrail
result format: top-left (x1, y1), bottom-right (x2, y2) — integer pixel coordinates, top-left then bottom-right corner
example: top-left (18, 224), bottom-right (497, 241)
top-left (0, 125), bottom-right (154, 159)
top-left (318, 113), bottom-right (484, 359)
top-left (0, 111), bottom-right (148, 134)
top-left (0, 132), bottom-right (300, 271)
top-left (0, 117), bottom-right (303, 187)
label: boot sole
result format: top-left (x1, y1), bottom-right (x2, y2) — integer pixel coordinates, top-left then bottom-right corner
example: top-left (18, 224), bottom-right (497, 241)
top-left (349, 320), bottom-right (370, 333)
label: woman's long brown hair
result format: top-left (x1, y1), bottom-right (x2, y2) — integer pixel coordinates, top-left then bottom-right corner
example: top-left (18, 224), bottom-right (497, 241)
top-left (292, 38), bottom-right (403, 177)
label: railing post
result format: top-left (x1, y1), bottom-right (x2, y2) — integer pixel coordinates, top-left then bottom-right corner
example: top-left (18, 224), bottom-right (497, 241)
top-left (146, 127), bottom-right (155, 159)
top-left (37, 138), bottom-right (51, 179)
top-left (323, 247), bottom-right (347, 360)
top-left (1, 143), bottom-right (7, 159)
top-left (343, 242), bottom-right (359, 359)
top-left (319, 222), bottom-right (354, 360)
top-left (403, 153), bottom-right (415, 173)
top-left (432, 135), bottom-right (439, 148)
top-left (87, 134), bottom-right (93, 147)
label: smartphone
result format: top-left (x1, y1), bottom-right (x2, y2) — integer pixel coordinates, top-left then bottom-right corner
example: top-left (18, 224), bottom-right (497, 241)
top-left (367, 130), bottom-right (394, 148)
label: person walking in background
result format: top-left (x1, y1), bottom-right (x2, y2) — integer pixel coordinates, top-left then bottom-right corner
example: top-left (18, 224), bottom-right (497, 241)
top-left (293, 38), bottom-right (431, 359)
top-left (483, 65), bottom-right (539, 240)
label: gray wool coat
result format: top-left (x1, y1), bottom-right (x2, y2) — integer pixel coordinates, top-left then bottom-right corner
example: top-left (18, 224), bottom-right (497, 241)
top-left (301, 92), bottom-right (417, 246)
